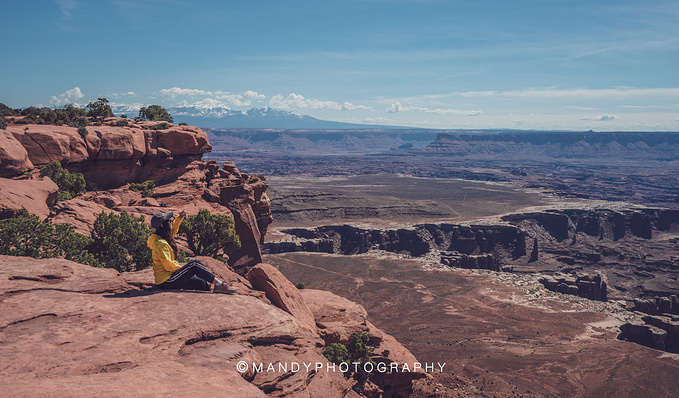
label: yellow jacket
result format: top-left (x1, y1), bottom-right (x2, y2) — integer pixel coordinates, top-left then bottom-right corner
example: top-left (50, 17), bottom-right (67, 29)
top-left (147, 215), bottom-right (183, 285)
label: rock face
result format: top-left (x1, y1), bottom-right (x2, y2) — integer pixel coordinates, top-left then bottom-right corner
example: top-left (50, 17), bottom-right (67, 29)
top-left (265, 223), bottom-right (527, 260)
top-left (0, 255), bottom-right (426, 397)
top-left (0, 176), bottom-right (58, 220)
top-left (538, 272), bottom-right (608, 301)
top-left (0, 130), bottom-right (33, 177)
top-left (0, 118), bottom-right (271, 270)
top-left (4, 119), bottom-right (211, 188)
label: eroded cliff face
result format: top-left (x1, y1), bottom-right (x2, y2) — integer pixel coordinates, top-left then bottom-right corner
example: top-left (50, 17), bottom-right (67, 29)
top-left (3, 117), bottom-right (211, 188)
top-left (0, 118), bottom-right (273, 269)
top-left (266, 207), bottom-right (679, 299)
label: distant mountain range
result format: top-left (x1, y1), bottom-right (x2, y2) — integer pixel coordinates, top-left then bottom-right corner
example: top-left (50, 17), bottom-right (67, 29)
top-left (114, 103), bottom-right (403, 130)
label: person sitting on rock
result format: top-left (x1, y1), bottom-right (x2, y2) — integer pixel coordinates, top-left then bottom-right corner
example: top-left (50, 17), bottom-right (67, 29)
top-left (148, 211), bottom-right (236, 294)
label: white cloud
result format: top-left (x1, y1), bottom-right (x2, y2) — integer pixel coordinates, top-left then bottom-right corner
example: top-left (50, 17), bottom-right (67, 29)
top-left (582, 114), bottom-right (617, 121)
top-left (50, 87), bottom-right (85, 106)
top-left (111, 91), bottom-right (137, 98)
top-left (242, 90), bottom-right (266, 101)
top-left (387, 101), bottom-right (481, 116)
top-left (158, 87), bottom-right (211, 99)
top-left (446, 87), bottom-right (679, 100)
top-left (158, 87), bottom-right (266, 107)
top-left (270, 93), bottom-right (371, 111)
top-left (55, 0), bottom-right (78, 31)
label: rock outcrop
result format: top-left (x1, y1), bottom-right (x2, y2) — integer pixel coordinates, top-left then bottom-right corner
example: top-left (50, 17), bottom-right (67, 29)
top-left (538, 272), bottom-right (608, 301)
top-left (265, 223), bottom-right (527, 260)
top-left (0, 254), bottom-right (427, 397)
top-left (0, 130), bottom-right (33, 177)
top-left (0, 176), bottom-right (58, 220)
top-left (3, 118), bottom-right (211, 188)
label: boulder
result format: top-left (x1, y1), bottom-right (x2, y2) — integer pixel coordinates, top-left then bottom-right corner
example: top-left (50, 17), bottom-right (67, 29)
top-left (0, 131), bottom-right (33, 177)
top-left (0, 177), bottom-right (59, 220)
top-left (247, 263), bottom-right (318, 335)
top-left (48, 198), bottom-right (113, 235)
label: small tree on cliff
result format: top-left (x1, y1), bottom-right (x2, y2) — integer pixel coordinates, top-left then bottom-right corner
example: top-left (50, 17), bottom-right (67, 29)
top-left (179, 209), bottom-right (241, 260)
top-left (40, 161), bottom-right (87, 202)
top-left (89, 211), bottom-right (152, 272)
top-left (86, 98), bottom-right (114, 119)
top-left (138, 105), bottom-right (173, 123)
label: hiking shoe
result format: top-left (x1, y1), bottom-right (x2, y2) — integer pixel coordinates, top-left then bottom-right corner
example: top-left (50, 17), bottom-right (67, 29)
top-left (213, 284), bottom-right (237, 294)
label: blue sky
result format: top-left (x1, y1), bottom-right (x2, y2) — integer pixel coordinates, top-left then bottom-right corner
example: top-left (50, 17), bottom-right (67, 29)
top-left (1, 0), bottom-right (678, 130)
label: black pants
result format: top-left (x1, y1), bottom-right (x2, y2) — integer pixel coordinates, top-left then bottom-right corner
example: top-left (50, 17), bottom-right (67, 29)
top-left (157, 260), bottom-right (215, 291)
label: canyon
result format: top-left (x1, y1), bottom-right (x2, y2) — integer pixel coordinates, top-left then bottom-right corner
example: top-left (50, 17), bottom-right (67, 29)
top-left (3, 120), bottom-right (679, 396)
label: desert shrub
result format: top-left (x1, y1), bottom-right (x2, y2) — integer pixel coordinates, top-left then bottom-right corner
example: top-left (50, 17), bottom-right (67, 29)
top-left (0, 116), bottom-right (6, 130)
top-left (0, 209), bottom-right (100, 266)
top-left (178, 209), bottom-right (241, 259)
top-left (86, 98), bottom-right (114, 119)
top-left (178, 122), bottom-right (188, 126)
top-left (0, 103), bottom-right (16, 116)
top-left (149, 122), bottom-right (170, 130)
top-left (129, 180), bottom-right (155, 197)
top-left (120, 114), bottom-right (127, 118)
top-left (322, 343), bottom-right (350, 366)
top-left (322, 332), bottom-right (375, 370)
top-left (89, 211), bottom-right (152, 272)
top-left (177, 249), bottom-right (189, 263)
top-left (138, 105), bottom-right (173, 123)
top-left (40, 161), bottom-right (86, 202)
top-left (295, 282), bottom-right (305, 289)
top-left (113, 119), bottom-right (129, 127)
top-left (20, 106), bottom-right (41, 116)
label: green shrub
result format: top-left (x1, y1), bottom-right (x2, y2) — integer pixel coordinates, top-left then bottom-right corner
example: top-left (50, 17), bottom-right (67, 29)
top-left (0, 116), bottom-right (6, 130)
top-left (138, 105), bottom-right (173, 123)
top-left (177, 249), bottom-right (189, 263)
top-left (178, 209), bottom-right (241, 258)
top-left (113, 119), bottom-right (129, 127)
top-left (0, 209), bottom-right (100, 266)
top-left (322, 343), bottom-right (349, 365)
top-left (295, 282), bottom-right (305, 289)
top-left (40, 161), bottom-right (86, 202)
top-left (129, 180), bottom-right (155, 197)
top-left (321, 332), bottom-right (375, 370)
top-left (120, 114), bottom-right (127, 118)
top-left (86, 98), bottom-right (114, 119)
top-left (149, 122), bottom-right (170, 130)
top-left (89, 211), bottom-right (152, 272)
top-left (178, 122), bottom-right (188, 126)
top-left (0, 103), bottom-right (16, 116)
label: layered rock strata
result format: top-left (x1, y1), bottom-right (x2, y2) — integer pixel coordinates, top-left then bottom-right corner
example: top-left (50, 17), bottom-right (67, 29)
top-left (264, 223), bottom-right (527, 260)
top-left (3, 118), bottom-right (211, 188)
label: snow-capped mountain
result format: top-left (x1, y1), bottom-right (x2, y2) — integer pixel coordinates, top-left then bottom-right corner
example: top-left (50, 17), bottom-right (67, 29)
top-left (112, 102), bottom-right (400, 129)
top-left (166, 105), bottom-right (385, 129)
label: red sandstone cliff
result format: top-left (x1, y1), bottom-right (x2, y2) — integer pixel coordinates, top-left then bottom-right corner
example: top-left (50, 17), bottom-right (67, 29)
top-left (0, 117), bottom-right (271, 269)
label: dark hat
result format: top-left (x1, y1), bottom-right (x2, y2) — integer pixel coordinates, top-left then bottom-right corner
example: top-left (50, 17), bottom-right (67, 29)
top-left (151, 212), bottom-right (174, 229)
